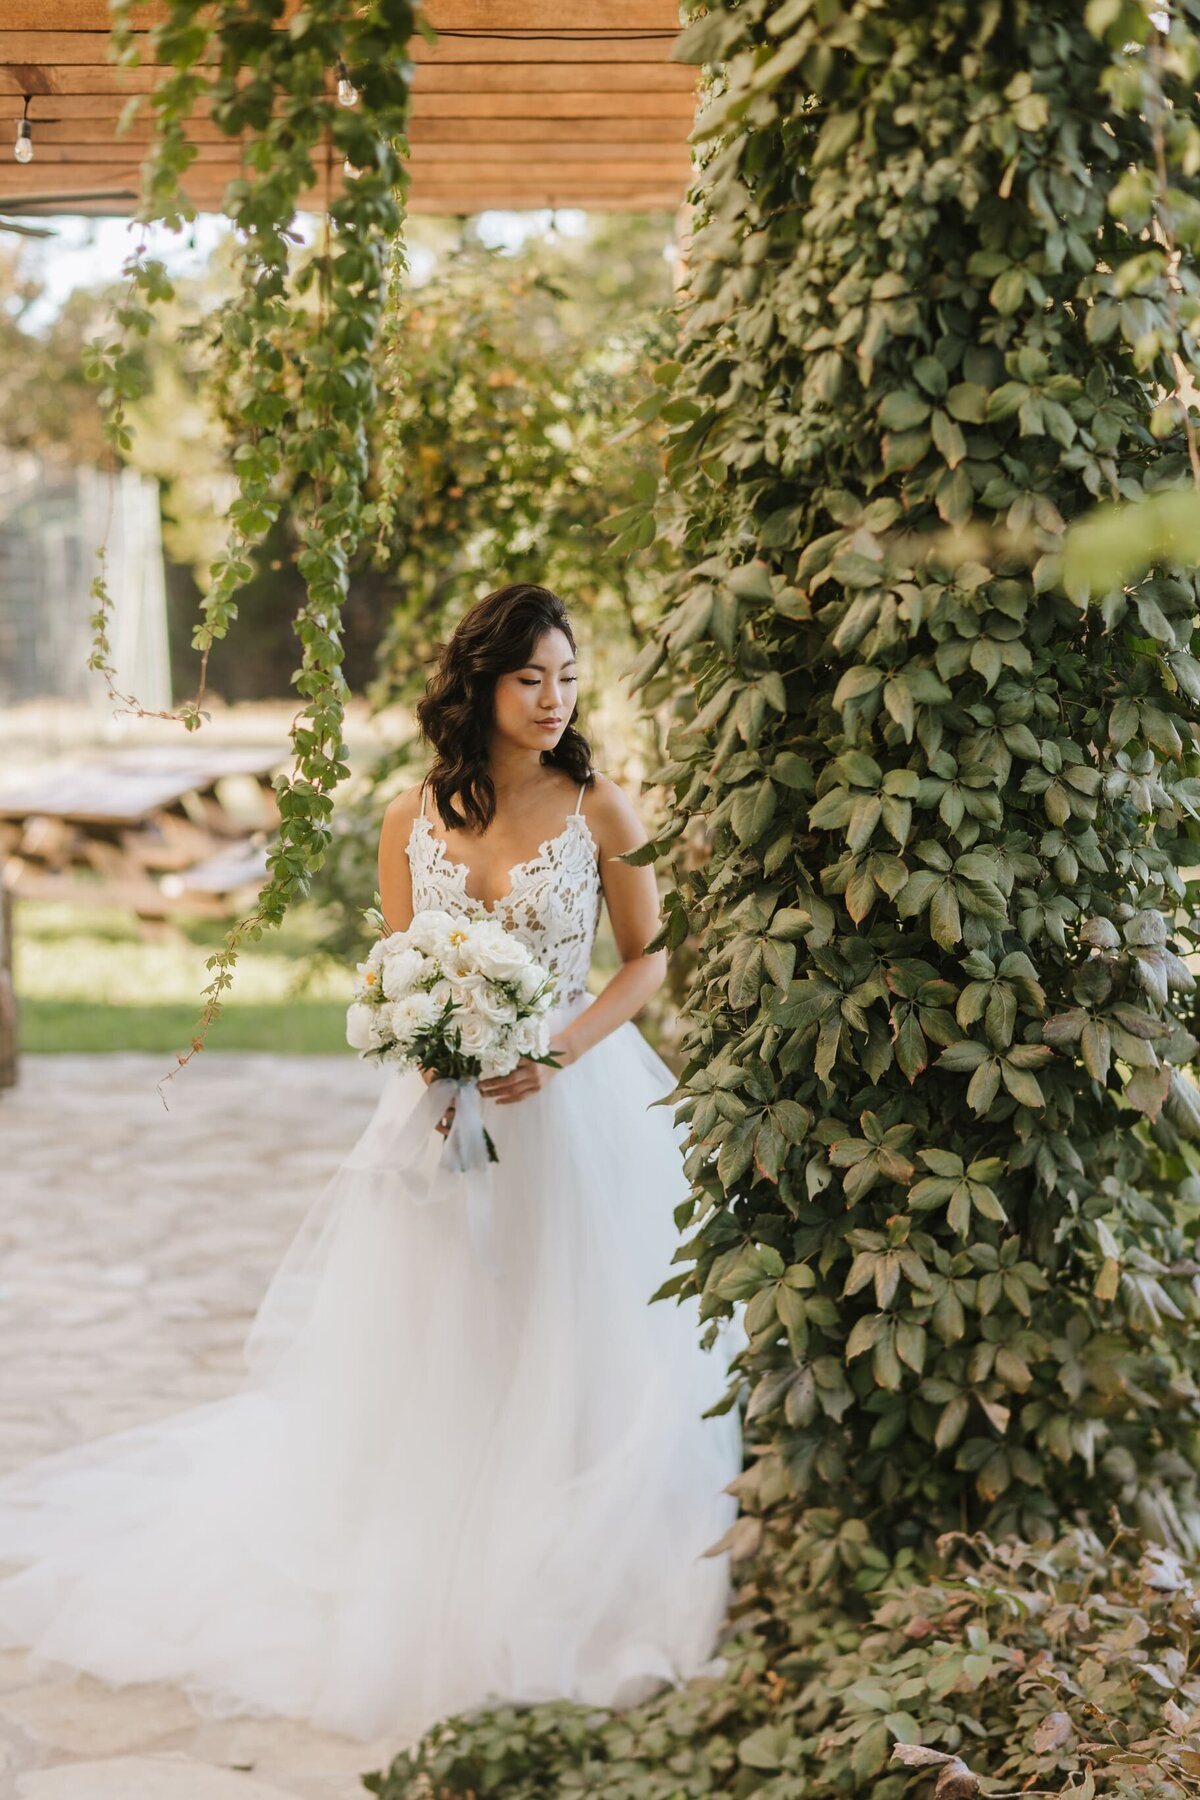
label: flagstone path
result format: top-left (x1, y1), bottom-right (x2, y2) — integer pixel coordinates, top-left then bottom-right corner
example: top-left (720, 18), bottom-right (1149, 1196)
top-left (0, 1054), bottom-right (407, 1800)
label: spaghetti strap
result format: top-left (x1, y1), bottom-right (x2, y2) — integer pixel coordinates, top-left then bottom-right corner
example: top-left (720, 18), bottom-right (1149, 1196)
top-left (420, 781), bottom-right (428, 821)
top-left (574, 780), bottom-right (587, 815)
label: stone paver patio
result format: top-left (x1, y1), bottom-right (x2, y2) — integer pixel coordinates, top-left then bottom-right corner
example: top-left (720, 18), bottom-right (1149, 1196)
top-left (0, 1053), bottom-right (410, 1800)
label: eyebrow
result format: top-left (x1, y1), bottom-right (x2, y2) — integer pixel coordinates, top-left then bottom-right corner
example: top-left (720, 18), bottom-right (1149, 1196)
top-left (519, 658), bottom-right (577, 670)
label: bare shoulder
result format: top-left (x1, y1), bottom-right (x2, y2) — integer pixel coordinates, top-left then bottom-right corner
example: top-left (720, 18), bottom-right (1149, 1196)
top-left (581, 770), bottom-right (649, 854)
top-left (380, 781), bottom-right (425, 845)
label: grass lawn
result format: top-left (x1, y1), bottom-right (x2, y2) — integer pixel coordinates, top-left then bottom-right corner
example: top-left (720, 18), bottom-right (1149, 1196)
top-left (14, 899), bottom-right (357, 1055)
top-left (18, 1000), bottom-right (352, 1055)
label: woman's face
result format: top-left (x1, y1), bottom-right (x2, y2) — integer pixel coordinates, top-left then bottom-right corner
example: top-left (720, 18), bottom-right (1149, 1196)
top-left (491, 627), bottom-right (578, 754)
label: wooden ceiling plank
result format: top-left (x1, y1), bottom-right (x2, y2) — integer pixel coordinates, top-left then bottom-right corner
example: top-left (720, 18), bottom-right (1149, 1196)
top-left (19, 134), bottom-right (689, 159)
top-left (0, 30), bottom-right (682, 64)
top-left (5, 0), bottom-right (681, 23)
top-left (0, 2), bottom-right (693, 214)
top-left (0, 62), bottom-right (694, 95)
top-left (0, 88), bottom-right (696, 118)
top-left (11, 149), bottom-right (689, 183)
top-left (25, 113), bottom-right (688, 143)
top-left (0, 194), bottom-right (681, 215)
top-left (407, 195), bottom-right (681, 211)
top-left (426, 0), bottom-right (682, 24)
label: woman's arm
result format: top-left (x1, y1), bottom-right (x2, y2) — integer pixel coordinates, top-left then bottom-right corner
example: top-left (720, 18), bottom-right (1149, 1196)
top-left (479, 772), bottom-right (668, 1103)
top-left (376, 785), bottom-right (424, 935)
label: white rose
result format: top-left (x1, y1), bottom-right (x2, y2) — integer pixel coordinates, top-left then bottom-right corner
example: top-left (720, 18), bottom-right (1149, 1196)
top-left (449, 971), bottom-right (487, 1010)
top-left (425, 977), bottom-right (455, 1011)
top-left (472, 931), bottom-right (533, 982)
top-left (472, 984), bottom-right (519, 1026)
top-left (380, 945), bottom-right (424, 1001)
top-left (514, 962), bottom-right (547, 1005)
top-left (513, 1014), bottom-right (550, 1058)
top-left (455, 1013), bottom-right (499, 1059)
top-left (346, 1002), bottom-right (376, 1051)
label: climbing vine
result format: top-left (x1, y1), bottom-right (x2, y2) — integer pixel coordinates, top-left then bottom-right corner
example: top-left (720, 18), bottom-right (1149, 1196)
top-left (86, 0), bottom-right (419, 1079)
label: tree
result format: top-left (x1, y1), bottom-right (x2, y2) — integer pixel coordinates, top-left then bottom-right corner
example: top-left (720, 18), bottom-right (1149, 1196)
top-left (368, 3), bottom-right (1200, 1796)
top-left (307, 223), bottom-right (680, 973)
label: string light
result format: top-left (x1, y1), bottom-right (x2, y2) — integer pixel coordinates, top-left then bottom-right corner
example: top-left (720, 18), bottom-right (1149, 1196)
top-left (13, 97), bottom-right (32, 165)
top-left (335, 58), bottom-right (358, 107)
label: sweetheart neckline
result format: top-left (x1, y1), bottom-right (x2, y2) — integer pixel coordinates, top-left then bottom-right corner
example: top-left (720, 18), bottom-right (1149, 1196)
top-left (408, 810), bottom-right (599, 916)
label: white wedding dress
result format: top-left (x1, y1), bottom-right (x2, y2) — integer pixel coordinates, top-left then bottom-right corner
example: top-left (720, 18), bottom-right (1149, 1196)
top-left (0, 778), bottom-right (743, 1744)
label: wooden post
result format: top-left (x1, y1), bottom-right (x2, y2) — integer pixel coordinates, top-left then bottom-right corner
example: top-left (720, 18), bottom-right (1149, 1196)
top-left (0, 883), bottom-right (17, 1090)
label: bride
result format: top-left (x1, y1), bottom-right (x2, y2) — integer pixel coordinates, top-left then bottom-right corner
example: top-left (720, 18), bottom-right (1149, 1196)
top-left (0, 582), bottom-right (743, 1745)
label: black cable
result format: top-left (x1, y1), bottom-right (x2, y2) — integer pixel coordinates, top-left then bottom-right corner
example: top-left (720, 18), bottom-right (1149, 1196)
top-left (431, 28), bottom-right (680, 39)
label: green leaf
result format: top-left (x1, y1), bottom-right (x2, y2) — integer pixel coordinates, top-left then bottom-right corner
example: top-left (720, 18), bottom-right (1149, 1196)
top-left (879, 389), bottom-right (932, 430)
top-left (931, 409), bottom-right (967, 469)
top-left (991, 266), bottom-right (1027, 314)
top-left (731, 779), bottom-right (777, 844)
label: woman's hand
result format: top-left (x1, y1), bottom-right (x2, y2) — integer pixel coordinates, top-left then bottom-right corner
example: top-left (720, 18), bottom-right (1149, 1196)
top-left (479, 1041), bottom-right (576, 1105)
top-left (420, 1065), bottom-right (456, 1137)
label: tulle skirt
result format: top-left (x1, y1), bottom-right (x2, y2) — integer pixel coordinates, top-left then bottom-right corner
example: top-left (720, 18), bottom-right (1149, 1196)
top-left (0, 995), bottom-right (743, 1744)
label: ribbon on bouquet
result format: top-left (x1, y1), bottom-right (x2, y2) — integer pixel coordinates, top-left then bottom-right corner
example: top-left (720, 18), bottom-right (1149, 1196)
top-left (420, 1076), bottom-right (501, 1279)
top-left (342, 1069), bottom-right (503, 1280)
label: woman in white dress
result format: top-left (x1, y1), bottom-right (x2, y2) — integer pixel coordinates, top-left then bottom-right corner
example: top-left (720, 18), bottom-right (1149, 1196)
top-left (0, 583), bottom-right (742, 1745)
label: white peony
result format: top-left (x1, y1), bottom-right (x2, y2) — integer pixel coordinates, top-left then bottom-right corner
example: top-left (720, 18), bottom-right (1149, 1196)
top-left (408, 910), bottom-right (457, 957)
top-left (346, 1002), bottom-right (377, 1051)
top-left (380, 945), bottom-right (424, 1002)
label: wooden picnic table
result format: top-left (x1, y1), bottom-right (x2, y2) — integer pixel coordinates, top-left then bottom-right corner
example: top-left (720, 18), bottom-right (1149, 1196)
top-left (0, 744), bottom-right (285, 920)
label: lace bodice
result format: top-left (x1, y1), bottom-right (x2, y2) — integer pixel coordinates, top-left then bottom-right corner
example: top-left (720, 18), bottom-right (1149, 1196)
top-left (406, 781), bottom-right (603, 1009)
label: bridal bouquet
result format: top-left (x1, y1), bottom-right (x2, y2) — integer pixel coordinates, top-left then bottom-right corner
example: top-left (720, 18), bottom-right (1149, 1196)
top-left (345, 905), bottom-right (560, 1166)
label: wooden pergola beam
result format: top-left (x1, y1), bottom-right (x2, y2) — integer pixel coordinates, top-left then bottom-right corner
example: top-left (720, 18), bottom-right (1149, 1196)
top-left (0, 32), bottom-right (686, 66)
top-left (0, 90), bottom-right (696, 121)
top-left (0, 3), bottom-right (696, 216)
top-left (15, 114), bottom-right (689, 142)
top-left (2, 1), bottom-right (682, 24)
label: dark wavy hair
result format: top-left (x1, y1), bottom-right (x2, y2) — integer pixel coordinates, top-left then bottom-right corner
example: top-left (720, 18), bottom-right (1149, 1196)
top-left (415, 584), bottom-right (594, 832)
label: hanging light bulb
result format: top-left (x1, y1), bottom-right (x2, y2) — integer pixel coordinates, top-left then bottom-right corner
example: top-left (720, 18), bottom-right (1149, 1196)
top-left (336, 59), bottom-right (358, 107)
top-left (13, 98), bottom-right (32, 165)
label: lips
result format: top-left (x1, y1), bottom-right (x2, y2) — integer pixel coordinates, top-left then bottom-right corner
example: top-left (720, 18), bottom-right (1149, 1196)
top-left (538, 719), bottom-right (562, 728)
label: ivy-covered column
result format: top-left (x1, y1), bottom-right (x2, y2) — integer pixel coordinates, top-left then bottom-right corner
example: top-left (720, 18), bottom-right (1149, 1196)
top-left (637, 0), bottom-right (1200, 1555)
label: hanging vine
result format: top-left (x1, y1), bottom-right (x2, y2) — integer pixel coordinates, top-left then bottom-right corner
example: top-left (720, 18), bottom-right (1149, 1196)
top-left (85, 0), bottom-right (421, 1084)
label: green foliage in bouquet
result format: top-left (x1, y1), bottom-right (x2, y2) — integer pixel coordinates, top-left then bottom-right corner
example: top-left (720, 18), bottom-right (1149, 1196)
top-left (364, 1), bottom-right (1200, 1796)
